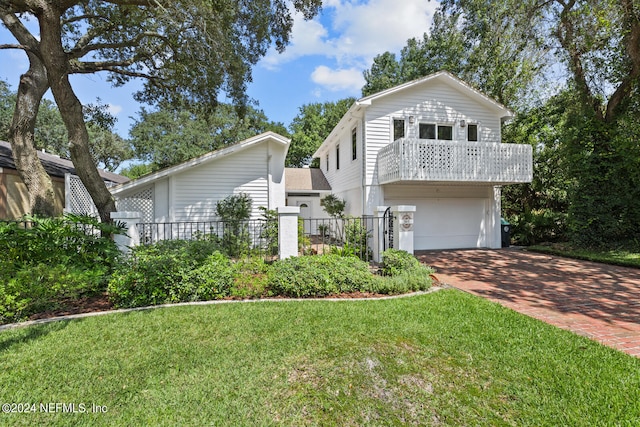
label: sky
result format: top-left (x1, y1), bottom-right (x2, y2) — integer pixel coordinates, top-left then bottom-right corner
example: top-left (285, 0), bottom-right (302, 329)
top-left (0, 0), bottom-right (438, 138)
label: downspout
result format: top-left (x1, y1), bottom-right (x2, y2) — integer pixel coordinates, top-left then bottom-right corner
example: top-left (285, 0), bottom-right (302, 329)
top-left (266, 142), bottom-right (271, 211)
top-left (361, 115), bottom-right (367, 216)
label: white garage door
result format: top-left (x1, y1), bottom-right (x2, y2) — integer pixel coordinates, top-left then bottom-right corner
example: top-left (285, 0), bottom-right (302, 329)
top-left (386, 198), bottom-right (488, 250)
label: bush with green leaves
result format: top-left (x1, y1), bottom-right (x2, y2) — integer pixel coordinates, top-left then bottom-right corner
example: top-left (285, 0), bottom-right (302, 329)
top-left (0, 214), bottom-right (124, 323)
top-left (0, 264), bottom-right (107, 323)
top-left (380, 249), bottom-right (422, 276)
top-left (216, 193), bottom-right (253, 257)
top-left (230, 257), bottom-right (270, 298)
top-left (173, 252), bottom-right (235, 302)
top-left (107, 239), bottom-right (222, 308)
top-left (267, 254), bottom-right (380, 297)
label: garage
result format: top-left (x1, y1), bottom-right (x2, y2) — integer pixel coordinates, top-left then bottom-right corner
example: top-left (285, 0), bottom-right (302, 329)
top-left (382, 183), bottom-right (501, 250)
top-left (385, 197), bottom-right (491, 250)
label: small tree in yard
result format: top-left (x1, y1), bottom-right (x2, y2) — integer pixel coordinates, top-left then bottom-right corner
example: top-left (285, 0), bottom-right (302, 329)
top-left (320, 194), bottom-right (346, 243)
top-left (216, 193), bottom-right (252, 257)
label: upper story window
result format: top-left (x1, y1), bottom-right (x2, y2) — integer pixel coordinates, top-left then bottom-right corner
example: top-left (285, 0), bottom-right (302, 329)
top-left (326, 154), bottom-right (329, 172)
top-left (351, 128), bottom-right (357, 160)
top-left (336, 144), bottom-right (340, 170)
top-left (467, 124), bottom-right (478, 141)
top-left (393, 119), bottom-right (405, 140)
top-left (419, 123), bottom-right (453, 140)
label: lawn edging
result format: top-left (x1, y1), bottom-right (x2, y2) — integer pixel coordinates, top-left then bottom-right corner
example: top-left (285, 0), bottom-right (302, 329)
top-left (0, 286), bottom-right (446, 332)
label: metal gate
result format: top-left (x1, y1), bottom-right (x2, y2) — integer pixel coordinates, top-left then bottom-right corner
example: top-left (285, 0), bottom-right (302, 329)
top-left (383, 207), bottom-right (394, 251)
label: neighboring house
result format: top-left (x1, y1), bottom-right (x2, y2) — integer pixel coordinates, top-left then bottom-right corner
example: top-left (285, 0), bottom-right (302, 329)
top-left (312, 71), bottom-right (532, 250)
top-left (109, 132), bottom-right (290, 223)
top-left (0, 140), bottom-right (128, 219)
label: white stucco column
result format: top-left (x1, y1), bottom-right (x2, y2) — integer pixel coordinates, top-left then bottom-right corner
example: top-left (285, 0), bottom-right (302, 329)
top-left (373, 206), bottom-right (389, 262)
top-left (277, 206), bottom-right (300, 259)
top-left (110, 211), bottom-right (141, 254)
top-left (391, 205), bottom-right (416, 255)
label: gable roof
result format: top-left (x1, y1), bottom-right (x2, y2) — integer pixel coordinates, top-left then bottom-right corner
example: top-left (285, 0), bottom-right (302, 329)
top-left (110, 131), bottom-right (290, 195)
top-left (285, 168), bottom-right (331, 192)
top-left (0, 140), bottom-right (129, 185)
top-left (314, 71), bottom-right (513, 157)
top-left (357, 71), bottom-right (512, 115)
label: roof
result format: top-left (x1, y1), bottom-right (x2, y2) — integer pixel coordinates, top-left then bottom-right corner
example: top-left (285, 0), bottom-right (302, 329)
top-left (0, 140), bottom-right (129, 185)
top-left (314, 71), bottom-right (514, 157)
top-left (111, 131), bottom-right (290, 195)
top-left (285, 168), bottom-right (331, 192)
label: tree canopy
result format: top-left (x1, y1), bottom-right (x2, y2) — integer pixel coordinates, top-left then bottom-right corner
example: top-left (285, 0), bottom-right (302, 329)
top-left (0, 0), bottom-right (321, 220)
top-left (129, 103), bottom-right (288, 171)
top-left (287, 98), bottom-right (355, 167)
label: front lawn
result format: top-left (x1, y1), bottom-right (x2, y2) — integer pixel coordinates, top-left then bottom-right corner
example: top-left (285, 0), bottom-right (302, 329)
top-left (528, 243), bottom-right (640, 268)
top-left (1, 290), bottom-right (638, 426)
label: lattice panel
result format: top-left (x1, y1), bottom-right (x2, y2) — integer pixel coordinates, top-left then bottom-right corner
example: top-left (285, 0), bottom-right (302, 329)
top-left (377, 139), bottom-right (532, 184)
top-left (65, 174), bottom-right (99, 216)
top-left (115, 186), bottom-right (154, 223)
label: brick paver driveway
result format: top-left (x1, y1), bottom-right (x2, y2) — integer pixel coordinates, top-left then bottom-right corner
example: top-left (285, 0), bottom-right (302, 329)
top-left (416, 248), bottom-right (640, 357)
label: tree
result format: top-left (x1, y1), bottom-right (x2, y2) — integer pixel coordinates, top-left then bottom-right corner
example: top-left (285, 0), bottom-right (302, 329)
top-left (130, 103), bottom-right (288, 170)
top-left (362, 6), bottom-right (544, 108)
top-left (1, 85), bottom-right (132, 172)
top-left (287, 98), bottom-right (355, 167)
top-left (0, 0), bottom-right (320, 221)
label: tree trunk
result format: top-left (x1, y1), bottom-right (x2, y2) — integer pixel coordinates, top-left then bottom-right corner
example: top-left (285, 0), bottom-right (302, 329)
top-left (38, 7), bottom-right (116, 223)
top-left (8, 53), bottom-right (57, 217)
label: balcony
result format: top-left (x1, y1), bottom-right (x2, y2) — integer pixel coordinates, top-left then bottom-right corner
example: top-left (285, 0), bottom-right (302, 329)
top-left (377, 138), bottom-right (533, 185)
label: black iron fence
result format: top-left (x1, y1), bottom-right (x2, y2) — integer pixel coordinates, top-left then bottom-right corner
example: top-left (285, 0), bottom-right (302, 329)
top-left (136, 219), bottom-right (278, 258)
top-left (300, 216), bottom-right (393, 262)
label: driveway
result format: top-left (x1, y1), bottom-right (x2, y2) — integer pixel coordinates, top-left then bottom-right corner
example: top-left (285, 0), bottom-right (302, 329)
top-left (416, 248), bottom-right (640, 357)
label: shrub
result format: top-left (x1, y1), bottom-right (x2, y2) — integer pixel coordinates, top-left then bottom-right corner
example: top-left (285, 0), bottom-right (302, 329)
top-left (368, 268), bottom-right (434, 295)
top-left (108, 239), bottom-right (221, 308)
top-left (0, 213), bottom-right (123, 271)
top-left (230, 257), bottom-right (270, 298)
top-left (174, 252), bottom-right (235, 302)
top-left (343, 216), bottom-right (372, 260)
top-left (267, 254), bottom-right (379, 298)
top-left (380, 249), bottom-right (422, 276)
top-left (0, 264), bottom-right (106, 323)
top-left (216, 193), bottom-right (252, 257)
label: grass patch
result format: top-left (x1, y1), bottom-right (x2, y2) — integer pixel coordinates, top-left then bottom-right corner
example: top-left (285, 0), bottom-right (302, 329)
top-left (528, 243), bottom-right (640, 268)
top-left (0, 290), bottom-right (639, 426)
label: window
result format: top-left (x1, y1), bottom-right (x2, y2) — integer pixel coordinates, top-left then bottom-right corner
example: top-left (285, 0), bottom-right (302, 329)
top-left (351, 128), bottom-right (357, 160)
top-left (467, 124), bottom-right (478, 141)
top-left (438, 125), bottom-right (453, 140)
top-left (326, 154), bottom-right (329, 172)
top-left (336, 144), bottom-right (340, 170)
top-left (419, 123), bottom-right (436, 139)
top-left (393, 119), bottom-right (405, 140)
top-left (419, 123), bottom-right (453, 140)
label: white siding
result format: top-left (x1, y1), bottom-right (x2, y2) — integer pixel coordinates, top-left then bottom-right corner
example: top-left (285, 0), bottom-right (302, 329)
top-left (171, 144), bottom-right (269, 221)
top-left (320, 118), bottom-right (364, 200)
top-left (364, 79), bottom-right (504, 189)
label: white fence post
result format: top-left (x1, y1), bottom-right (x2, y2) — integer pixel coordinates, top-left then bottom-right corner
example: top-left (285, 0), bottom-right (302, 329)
top-left (277, 206), bottom-right (300, 259)
top-left (110, 211), bottom-right (141, 254)
top-left (391, 205), bottom-right (416, 255)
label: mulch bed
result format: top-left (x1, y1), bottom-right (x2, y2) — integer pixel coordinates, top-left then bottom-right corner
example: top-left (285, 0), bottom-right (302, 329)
top-left (28, 292), bottom-right (114, 321)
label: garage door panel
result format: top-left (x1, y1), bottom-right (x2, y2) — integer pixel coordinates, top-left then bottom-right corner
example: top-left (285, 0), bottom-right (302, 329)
top-left (386, 198), bottom-right (487, 250)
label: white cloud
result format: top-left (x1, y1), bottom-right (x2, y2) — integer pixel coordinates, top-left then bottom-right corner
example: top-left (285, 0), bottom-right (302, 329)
top-left (107, 104), bottom-right (123, 116)
top-left (311, 66), bottom-right (365, 92)
top-left (261, 0), bottom-right (437, 93)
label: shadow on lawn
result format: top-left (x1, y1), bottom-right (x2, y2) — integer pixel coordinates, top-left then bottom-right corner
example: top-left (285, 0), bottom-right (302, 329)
top-left (416, 248), bottom-right (640, 327)
top-left (0, 321), bottom-right (70, 352)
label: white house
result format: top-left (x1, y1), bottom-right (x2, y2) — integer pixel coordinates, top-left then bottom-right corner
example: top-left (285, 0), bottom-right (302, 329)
top-left (312, 71), bottom-right (532, 250)
top-left (109, 132), bottom-right (290, 223)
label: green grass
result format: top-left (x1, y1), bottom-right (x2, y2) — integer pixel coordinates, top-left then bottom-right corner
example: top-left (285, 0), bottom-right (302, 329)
top-left (1, 290), bottom-right (639, 426)
top-left (528, 243), bottom-right (640, 268)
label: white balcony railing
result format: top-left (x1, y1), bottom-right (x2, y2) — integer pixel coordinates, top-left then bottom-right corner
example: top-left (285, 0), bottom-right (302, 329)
top-left (377, 138), bottom-right (533, 185)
